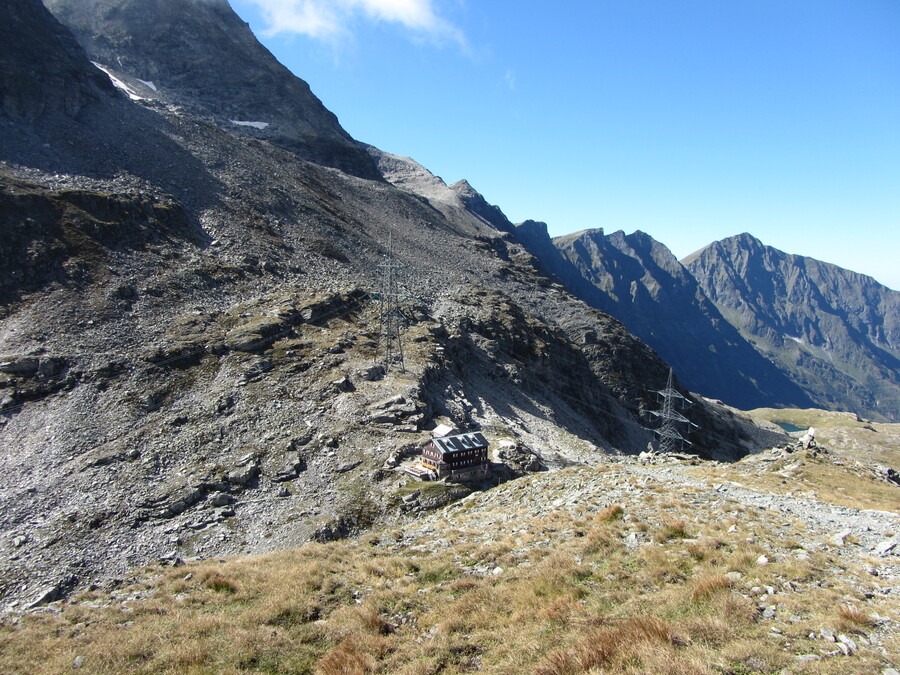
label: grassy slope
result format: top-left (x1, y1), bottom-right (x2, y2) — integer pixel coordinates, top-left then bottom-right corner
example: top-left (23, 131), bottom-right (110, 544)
top-left (1, 463), bottom-right (897, 674)
top-left (699, 408), bottom-right (900, 512)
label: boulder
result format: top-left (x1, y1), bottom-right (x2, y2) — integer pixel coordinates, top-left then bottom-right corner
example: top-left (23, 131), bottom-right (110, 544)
top-left (225, 316), bottom-right (285, 352)
top-left (226, 463), bottom-right (259, 486)
top-left (358, 365), bottom-right (384, 381)
top-left (0, 357), bottom-right (39, 377)
top-left (331, 375), bottom-right (355, 392)
top-left (497, 444), bottom-right (543, 472)
top-left (335, 460), bottom-right (362, 474)
top-left (208, 492), bottom-right (235, 507)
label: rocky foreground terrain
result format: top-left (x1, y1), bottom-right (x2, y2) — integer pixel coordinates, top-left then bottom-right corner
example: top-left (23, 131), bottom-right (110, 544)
top-left (0, 418), bottom-right (897, 673)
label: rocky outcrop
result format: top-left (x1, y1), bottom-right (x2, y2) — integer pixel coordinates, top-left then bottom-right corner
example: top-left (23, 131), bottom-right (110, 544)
top-left (365, 146), bottom-right (506, 238)
top-left (685, 234), bottom-right (900, 421)
top-left (451, 179), bottom-right (515, 233)
top-left (0, 171), bottom-right (201, 306)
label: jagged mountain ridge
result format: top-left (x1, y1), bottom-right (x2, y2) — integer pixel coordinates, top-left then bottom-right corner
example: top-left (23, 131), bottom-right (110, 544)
top-left (356, 139), bottom-right (900, 422)
top-left (685, 233), bottom-right (900, 421)
top-left (364, 146), bottom-right (515, 238)
top-left (512, 222), bottom-right (816, 411)
top-left (0, 0), bottom-right (768, 608)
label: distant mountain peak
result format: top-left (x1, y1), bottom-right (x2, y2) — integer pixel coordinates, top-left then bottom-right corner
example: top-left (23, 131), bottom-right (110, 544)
top-left (516, 219), bottom-right (550, 240)
top-left (450, 179), bottom-right (514, 233)
top-left (449, 178), bottom-right (476, 195)
top-left (727, 232), bottom-right (764, 247)
top-left (686, 235), bottom-right (900, 421)
top-left (554, 227), bottom-right (605, 245)
top-left (681, 232), bottom-right (765, 267)
top-left (515, 226), bottom-right (818, 410)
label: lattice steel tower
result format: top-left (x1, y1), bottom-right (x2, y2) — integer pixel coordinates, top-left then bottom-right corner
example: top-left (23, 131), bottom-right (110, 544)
top-left (647, 368), bottom-right (698, 452)
top-left (374, 234), bottom-right (407, 373)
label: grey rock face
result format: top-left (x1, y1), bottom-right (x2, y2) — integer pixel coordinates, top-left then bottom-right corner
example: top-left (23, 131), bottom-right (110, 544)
top-left (685, 233), bottom-right (900, 421)
top-left (43, 0), bottom-right (381, 179)
top-left (450, 179), bottom-right (515, 234)
top-left (365, 146), bottom-right (506, 238)
top-left (0, 0), bottom-right (115, 122)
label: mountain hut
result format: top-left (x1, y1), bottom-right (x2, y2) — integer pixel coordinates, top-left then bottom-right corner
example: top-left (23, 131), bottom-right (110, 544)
top-left (419, 432), bottom-right (490, 481)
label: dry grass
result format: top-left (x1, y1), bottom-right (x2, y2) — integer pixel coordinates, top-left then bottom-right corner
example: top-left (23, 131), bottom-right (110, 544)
top-left (597, 503), bottom-right (624, 521)
top-left (691, 456), bottom-right (900, 513)
top-left (0, 467), bottom-right (893, 675)
top-left (836, 604), bottom-right (876, 632)
top-left (734, 407), bottom-right (900, 513)
top-left (690, 574), bottom-right (731, 602)
top-left (534, 616), bottom-right (701, 675)
top-left (315, 640), bottom-right (371, 675)
top-left (654, 518), bottom-right (689, 542)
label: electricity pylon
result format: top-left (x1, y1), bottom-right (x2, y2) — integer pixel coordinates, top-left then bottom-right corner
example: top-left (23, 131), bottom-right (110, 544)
top-left (646, 368), bottom-right (698, 452)
top-left (374, 234), bottom-right (408, 373)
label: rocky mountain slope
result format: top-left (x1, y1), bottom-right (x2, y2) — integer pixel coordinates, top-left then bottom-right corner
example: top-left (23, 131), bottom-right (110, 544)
top-left (685, 233), bottom-right (900, 422)
top-left (1, 0), bottom-right (114, 123)
top-left (514, 223), bottom-right (815, 411)
top-left (514, 220), bottom-right (899, 422)
top-left (0, 0), bottom-right (765, 609)
top-left (42, 0), bottom-right (380, 179)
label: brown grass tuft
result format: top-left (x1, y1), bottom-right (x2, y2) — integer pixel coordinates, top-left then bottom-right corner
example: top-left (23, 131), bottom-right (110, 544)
top-left (533, 649), bottom-right (581, 675)
top-left (654, 518), bottom-right (689, 542)
top-left (315, 640), bottom-right (371, 675)
top-left (202, 572), bottom-right (238, 594)
top-left (597, 504), bottom-right (624, 522)
top-left (617, 615), bottom-right (673, 644)
top-left (836, 605), bottom-right (875, 631)
top-left (690, 574), bottom-right (731, 602)
top-left (535, 615), bottom-right (674, 674)
top-left (536, 597), bottom-right (582, 624)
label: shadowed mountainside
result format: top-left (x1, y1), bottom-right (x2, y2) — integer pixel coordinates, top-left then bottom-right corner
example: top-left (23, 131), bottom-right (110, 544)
top-left (42, 0), bottom-right (381, 179)
top-left (513, 222), bottom-right (816, 411)
top-left (684, 233), bottom-right (900, 422)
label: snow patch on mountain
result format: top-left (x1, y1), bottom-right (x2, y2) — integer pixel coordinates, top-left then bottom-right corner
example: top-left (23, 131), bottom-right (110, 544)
top-left (91, 61), bottom-right (143, 100)
top-left (231, 120), bottom-right (270, 130)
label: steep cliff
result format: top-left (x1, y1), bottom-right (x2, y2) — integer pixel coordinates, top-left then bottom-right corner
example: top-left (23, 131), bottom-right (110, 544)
top-left (43, 0), bottom-right (381, 178)
top-left (685, 233), bottom-right (900, 421)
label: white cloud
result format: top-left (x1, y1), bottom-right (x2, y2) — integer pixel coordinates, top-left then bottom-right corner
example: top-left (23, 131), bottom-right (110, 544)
top-left (243, 0), bottom-right (464, 46)
top-left (504, 68), bottom-right (516, 91)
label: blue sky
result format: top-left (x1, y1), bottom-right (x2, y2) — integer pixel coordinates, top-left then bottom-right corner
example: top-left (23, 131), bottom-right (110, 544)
top-left (230, 0), bottom-right (900, 289)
